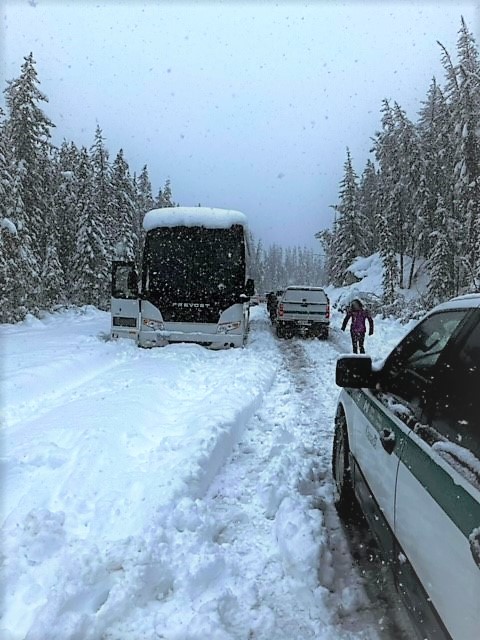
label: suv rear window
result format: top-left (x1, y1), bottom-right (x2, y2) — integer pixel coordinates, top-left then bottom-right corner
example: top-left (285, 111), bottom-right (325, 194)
top-left (282, 288), bottom-right (328, 303)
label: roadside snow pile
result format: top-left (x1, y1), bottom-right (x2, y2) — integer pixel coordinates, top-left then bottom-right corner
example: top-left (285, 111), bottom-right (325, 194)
top-left (1, 306), bottom-right (279, 640)
top-left (326, 254), bottom-right (384, 313)
top-left (326, 252), bottom-right (429, 319)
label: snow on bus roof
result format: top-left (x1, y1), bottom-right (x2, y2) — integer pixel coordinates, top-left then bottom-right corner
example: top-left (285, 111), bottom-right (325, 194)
top-left (143, 207), bottom-right (247, 231)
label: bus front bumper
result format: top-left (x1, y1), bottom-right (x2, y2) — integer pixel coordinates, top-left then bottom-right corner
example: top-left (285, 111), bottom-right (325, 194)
top-left (138, 324), bottom-right (244, 349)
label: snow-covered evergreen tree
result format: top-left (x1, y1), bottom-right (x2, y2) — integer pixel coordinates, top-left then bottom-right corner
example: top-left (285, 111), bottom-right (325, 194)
top-left (72, 147), bottom-right (109, 307)
top-left (417, 78), bottom-right (454, 259)
top-left (330, 149), bottom-right (362, 286)
top-left (4, 52), bottom-right (55, 309)
top-left (54, 141), bottom-right (81, 299)
top-left (437, 20), bottom-right (480, 293)
top-left (110, 149), bottom-right (137, 260)
top-left (40, 151), bottom-right (64, 309)
top-left (317, 18), bottom-right (480, 308)
top-left (357, 160), bottom-right (380, 256)
top-left (392, 103), bottom-right (430, 288)
top-left (453, 19), bottom-right (480, 291)
top-left (89, 126), bottom-right (111, 307)
top-left (316, 227), bottom-right (335, 284)
top-left (0, 157), bottom-right (34, 321)
top-left (40, 208), bottom-right (64, 308)
top-left (428, 196), bottom-right (456, 305)
top-left (155, 178), bottom-right (175, 208)
top-left (377, 209), bottom-right (398, 306)
top-left (373, 100), bottom-right (412, 287)
top-left (0, 109), bottom-right (10, 212)
top-left (135, 165), bottom-right (155, 262)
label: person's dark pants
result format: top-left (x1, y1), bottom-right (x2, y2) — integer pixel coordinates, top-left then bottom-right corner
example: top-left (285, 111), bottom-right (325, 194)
top-left (351, 330), bottom-right (365, 354)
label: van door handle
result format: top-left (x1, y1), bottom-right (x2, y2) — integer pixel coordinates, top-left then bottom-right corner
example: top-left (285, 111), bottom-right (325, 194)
top-left (470, 531), bottom-right (480, 568)
top-left (380, 429), bottom-right (396, 454)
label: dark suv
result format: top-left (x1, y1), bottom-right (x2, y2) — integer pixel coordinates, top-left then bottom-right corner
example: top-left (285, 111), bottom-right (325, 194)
top-left (333, 294), bottom-right (480, 640)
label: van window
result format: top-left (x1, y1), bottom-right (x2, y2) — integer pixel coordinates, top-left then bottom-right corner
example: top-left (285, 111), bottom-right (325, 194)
top-left (433, 316), bottom-right (480, 460)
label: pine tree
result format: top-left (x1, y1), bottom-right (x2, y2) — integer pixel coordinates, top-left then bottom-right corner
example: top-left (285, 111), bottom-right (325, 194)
top-left (0, 109), bottom-right (18, 320)
top-left (373, 101), bottom-right (414, 288)
top-left (54, 141), bottom-right (81, 298)
top-left (0, 157), bottom-right (33, 320)
top-left (357, 159), bottom-right (380, 256)
top-left (89, 126), bottom-right (111, 307)
top-left (72, 147), bottom-right (108, 307)
top-left (110, 149), bottom-right (137, 260)
top-left (4, 52), bottom-right (55, 309)
top-left (377, 209), bottom-right (398, 307)
top-left (455, 18), bottom-right (480, 290)
top-left (315, 228), bottom-right (335, 284)
top-left (0, 108), bottom-right (10, 212)
top-left (417, 78), bottom-right (454, 257)
top-left (40, 206), bottom-right (64, 309)
top-left (39, 151), bottom-right (64, 309)
top-left (439, 20), bottom-right (480, 292)
top-left (251, 238), bottom-right (265, 291)
top-left (393, 103), bottom-right (430, 288)
top-left (428, 196), bottom-right (456, 305)
top-left (156, 178), bottom-right (174, 208)
top-left (135, 165), bottom-right (155, 262)
top-left (330, 149), bottom-right (362, 286)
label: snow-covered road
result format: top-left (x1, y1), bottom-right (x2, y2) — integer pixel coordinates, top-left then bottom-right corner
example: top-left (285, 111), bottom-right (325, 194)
top-left (1, 306), bottom-right (415, 639)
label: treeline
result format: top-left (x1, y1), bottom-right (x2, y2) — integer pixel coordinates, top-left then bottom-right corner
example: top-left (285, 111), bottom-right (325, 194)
top-left (319, 19), bottom-right (480, 311)
top-left (0, 53), bottom-right (175, 322)
top-left (250, 242), bottom-right (324, 292)
top-left (0, 53), bottom-right (323, 324)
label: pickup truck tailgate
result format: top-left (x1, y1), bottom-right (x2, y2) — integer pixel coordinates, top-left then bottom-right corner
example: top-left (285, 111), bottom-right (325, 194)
top-left (281, 301), bottom-right (329, 320)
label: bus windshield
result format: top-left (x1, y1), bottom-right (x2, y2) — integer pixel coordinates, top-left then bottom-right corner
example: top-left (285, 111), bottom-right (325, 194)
top-left (142, 225), bottom-right (246, 306)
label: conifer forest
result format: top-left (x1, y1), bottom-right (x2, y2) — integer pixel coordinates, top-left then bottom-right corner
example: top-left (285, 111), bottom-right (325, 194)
top-left (1, 19), bottom-right (479, 323)
top-left (319, 18), bottom-right (480, 311)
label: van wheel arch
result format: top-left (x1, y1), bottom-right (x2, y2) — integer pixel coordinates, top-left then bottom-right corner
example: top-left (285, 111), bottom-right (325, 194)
top-left (332, 410), bottom-right (358, 520)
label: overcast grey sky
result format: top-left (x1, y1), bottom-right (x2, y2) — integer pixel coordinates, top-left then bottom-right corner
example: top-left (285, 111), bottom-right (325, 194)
top-left (2, 1), bottom-right (479, 249)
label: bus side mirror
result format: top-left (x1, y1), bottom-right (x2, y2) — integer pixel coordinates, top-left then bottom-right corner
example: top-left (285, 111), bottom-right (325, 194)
top-left (245, 279), bottom-right (255, 297)
top-left (127, 270), bottom-right (139, 296)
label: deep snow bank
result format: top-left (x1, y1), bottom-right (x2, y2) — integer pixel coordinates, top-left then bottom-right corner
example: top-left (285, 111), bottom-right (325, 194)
top-left (1, 306), bottom-right (279, 640)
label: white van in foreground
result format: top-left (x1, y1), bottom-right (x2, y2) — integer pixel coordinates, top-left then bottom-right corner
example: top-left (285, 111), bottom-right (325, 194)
top-left (334, 294), bottom-right (480, 639)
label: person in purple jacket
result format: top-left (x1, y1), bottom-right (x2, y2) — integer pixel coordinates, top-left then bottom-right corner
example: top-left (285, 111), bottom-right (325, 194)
top-left (341, 298), bottom-right (374, 354)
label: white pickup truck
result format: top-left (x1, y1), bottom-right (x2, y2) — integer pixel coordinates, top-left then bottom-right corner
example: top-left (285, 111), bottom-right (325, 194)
top-left (276, 286), bottom-right (330, 339)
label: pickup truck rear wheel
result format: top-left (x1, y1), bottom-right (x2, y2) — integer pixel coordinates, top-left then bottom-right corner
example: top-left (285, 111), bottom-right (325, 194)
top-left (332, 413), bottom-right (357, 521)
top-left (318, 328), bottom-right (329, 340)
top-left (284, 326), bottom-right (295, 339)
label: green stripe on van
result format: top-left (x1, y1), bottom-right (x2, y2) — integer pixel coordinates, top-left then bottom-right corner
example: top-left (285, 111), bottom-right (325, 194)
top-left (347, 388), bottom-right (480, 538)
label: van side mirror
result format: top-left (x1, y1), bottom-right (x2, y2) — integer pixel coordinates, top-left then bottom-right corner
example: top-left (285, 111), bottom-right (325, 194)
top-left (336, 356), bottom-right (377, 388)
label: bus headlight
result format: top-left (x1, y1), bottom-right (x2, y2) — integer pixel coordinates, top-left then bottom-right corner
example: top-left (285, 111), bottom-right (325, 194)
top-left (217, 321), bottom-right (241, 333)
top-left (142, 318), bottom-right (164, 330)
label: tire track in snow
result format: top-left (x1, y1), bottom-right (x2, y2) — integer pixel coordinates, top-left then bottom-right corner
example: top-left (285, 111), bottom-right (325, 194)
top-left (300, 337), bottom-right (417, 639)
top-left (103, 320), bottom-right (406, 639)
top-left (157, 327), bottom-right (413, 639)
top-left (3, 343), bottom-right (141, 429)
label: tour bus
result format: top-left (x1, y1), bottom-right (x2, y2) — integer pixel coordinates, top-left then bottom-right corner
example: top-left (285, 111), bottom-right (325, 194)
top-left (111, 207), bottom-right (254, 348)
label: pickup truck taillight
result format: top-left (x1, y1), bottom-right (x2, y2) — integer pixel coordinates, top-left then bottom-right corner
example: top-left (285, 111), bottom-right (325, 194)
top-left (325, 304), bottom-right (330, 319)
top-left (278, 303), bottom-right (284, 317)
